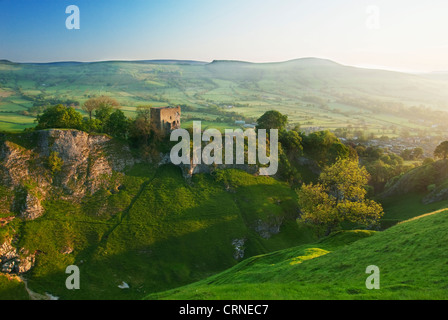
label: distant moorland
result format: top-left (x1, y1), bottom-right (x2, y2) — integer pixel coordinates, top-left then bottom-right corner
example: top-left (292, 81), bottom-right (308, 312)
top-left (2, 58), bottom-right (448, 136)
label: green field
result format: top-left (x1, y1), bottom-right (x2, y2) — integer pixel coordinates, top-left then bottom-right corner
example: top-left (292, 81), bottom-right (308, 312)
top-left (2, 58), bottom-right (448, 135)
top-left (146, 209), bottom-right (448, 300)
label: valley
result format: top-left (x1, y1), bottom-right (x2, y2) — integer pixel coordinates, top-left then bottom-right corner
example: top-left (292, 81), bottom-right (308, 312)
top-left (2, 58), bottom-right (448, 139)
top-left (1, 59), bottom-right (448, 301)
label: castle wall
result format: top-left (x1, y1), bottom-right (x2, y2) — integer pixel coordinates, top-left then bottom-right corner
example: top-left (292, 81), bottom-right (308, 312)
top-left (151, 107), bottom-right (181, 132)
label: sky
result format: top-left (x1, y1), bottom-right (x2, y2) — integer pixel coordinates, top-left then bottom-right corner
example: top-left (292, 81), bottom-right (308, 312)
top-left (1, 0), bottom-right (448, 72)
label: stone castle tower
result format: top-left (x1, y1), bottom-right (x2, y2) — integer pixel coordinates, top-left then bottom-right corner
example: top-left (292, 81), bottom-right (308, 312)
top-left (150, 106), bottom-right (181, 132)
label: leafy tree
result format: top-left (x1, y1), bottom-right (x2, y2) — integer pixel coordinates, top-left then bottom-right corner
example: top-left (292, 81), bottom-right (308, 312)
top-left (301, 130), bottom-right (350, 166)
top-left (364, 146), bottom-right (383, 160)
top-left (434, 141), bottom-right (448, 160)
top-left (422, 157), bottom-right (435, 166)
top-left (83, 96), bottom-right (119, 121)
top-left (82, 118), bottom-right (102, 133)
top-left (401, 147), bottom-right (424, 161)
top-left (412, 147), bottom-right (424, 160)
top-left (292, 123), bottom-right (301, 133)
top-left (400, 149), bottom-right (413, 161)
top-left (256, 110), bottom-right (288, 131)
top-left (35, 104), bottom-right (83, 130)
top-left (83, 98), bottom-right (98, 121)
top-left (104, 110), bottom-right (130, 138)
top-left (297, 158), bottom-right (384, 236)
top-left (95, 104), bottom-right (114, 125)
top-left (279, 130), bottom-right (303, 156)
top-left (129, 105), bottom-right (152, 146)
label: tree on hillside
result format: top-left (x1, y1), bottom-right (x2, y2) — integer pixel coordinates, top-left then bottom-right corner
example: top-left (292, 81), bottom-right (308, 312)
top-left (297, 158), bottom-right (384, 236)
top-left (83, 98), bottom-right (98, 121)
top-left (83, 96), bottom-right (120, 121)
top-left (412, 147), bottom-right (424, 160)
top-left (35, 104), bottom-right (83, 130)
top-left (104, 109), bottom-right (130, 139)
top-left (256, 110), bottom-right (288, 131)
top-left (95, 104), bottom-right (116, 125)
top-left (130, 105), bottom-right (152, 146)
top-left (434, 141), bottom-right (448, 160)
top-left (301, 130), bottom-right (350, 166)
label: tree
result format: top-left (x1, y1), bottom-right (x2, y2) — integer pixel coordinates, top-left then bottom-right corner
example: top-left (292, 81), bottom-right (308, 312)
top-left (82, 118), bottom-right (102, 133)
top-left (256, 110), bottom-right (288, 131)
top-left (95, 104), bottom-right (114, 125)
top-left (104, 110), bottom-right (130, 138)
top-left (400, 149), bottom-right (413, 161)
top-left (83, 96), bottom-right (119, 121)
top-left (36, 104), bottom-right (83, 130)
top-left (130, 105), bottom-right (152, 146)
top-left (83, 98), bottom-right (98, 121)
top-left (297, 158), bottom-right (384, 236)
top-left (434, 141), bottom-right (448, 160)
top-left (422, 157), bottom-right (435, 166)
top-left (412, 147), bottom-right (424, 160)
top-left (279, 130), bottom-right (303, 156)
top-left (301, 130), bottom-right (350, 166)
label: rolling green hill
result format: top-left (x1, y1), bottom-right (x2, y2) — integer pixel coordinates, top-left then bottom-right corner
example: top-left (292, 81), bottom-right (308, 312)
top-left (1, 129), bottom-right (447, 300)
top-left (146, 209), bottom-right (448, 300)
top-left (0, 163), bottom-right (316, 300)
top-left (2, 58), bottom-right (448, 135)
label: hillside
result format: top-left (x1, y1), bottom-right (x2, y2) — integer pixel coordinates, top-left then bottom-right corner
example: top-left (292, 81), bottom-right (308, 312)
top-left (146, 209), bottom-right (448, 300)
top-left (0, 130), bottom-right (315, 300)
top-left (381, 159), bottom-right (448, 203)
top-left (2, 58), bottom-right (448, 135)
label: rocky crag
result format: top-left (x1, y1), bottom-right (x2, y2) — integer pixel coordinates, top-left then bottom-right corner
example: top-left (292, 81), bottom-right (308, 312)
top-left (0, 129), bottom-right (135, 275)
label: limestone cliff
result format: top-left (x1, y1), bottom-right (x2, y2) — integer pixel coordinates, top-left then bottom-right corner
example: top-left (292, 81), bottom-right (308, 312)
top-left (0, 129), bottom-right (135, 220)
top-left (0, 129), bottom-right (136, 275)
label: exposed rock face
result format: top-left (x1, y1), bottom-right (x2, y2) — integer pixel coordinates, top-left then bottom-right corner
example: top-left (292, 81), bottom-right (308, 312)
top-left (0, 129), bottom-right (135, 220)
top-left (21, 192), bottom-right (45, 220)
top-left (37, 129), bottom-right (134, 198)
top-left (423, 186), bottom-right (448, 204)
top-left (232, 238), bottom-right (246, 260)
top-left (0, 140), bottom-right (37, 187)
top-left (0, 129), bottom-right (136, 276)
top-left (254, 216), bottom-right (284, 239)
top-left (158, 152), bottom-right (258, 179)
top-left (0, 239), bottom-right (35, 274)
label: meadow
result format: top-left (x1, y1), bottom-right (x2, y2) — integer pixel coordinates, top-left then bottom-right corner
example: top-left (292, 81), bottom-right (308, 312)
top-left (146, 208), bottom-right (448, 300)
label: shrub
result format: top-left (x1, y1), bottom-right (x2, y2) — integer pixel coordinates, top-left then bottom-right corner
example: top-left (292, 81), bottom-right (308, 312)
top-left (48, 151), bottom-right (64, 174)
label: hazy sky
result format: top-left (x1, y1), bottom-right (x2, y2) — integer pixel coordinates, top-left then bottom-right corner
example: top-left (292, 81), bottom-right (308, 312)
top-left (1, 0), bottom-right (447, 72)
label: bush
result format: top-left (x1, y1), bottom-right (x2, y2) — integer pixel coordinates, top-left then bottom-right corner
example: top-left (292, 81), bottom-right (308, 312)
top-left (35, 104), bottom-right (83, 130)
top-left (48, 151), bottom-right (64, 174)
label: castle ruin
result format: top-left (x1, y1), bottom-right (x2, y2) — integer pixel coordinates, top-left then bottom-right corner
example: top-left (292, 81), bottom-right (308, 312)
top-left (150, 106), bottom-right (181, 132)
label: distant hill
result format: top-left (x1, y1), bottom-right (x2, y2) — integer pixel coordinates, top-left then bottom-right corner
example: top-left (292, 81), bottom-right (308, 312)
top-left (2, 57), bottom-right (448, 133)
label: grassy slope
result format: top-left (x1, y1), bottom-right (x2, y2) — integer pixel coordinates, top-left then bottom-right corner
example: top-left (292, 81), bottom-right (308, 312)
top-left (0, 165), bottom-right (314, 300)
top-left (378, 159), bottom-right (448, 227)
top-left (146, 209), bottom-right (448, 300)
top-left (0, 274), bottom-right (29, 300)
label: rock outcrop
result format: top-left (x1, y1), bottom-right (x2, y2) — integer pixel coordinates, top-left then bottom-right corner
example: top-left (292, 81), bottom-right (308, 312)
top-left (0, 129), bottom-right (135, 220)
top-left (158, 152), bottom-right (259, 179)
top-left (0, 129), bottom-right (137, 277)
top-left (0, 238), bottom-right (35, 274)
